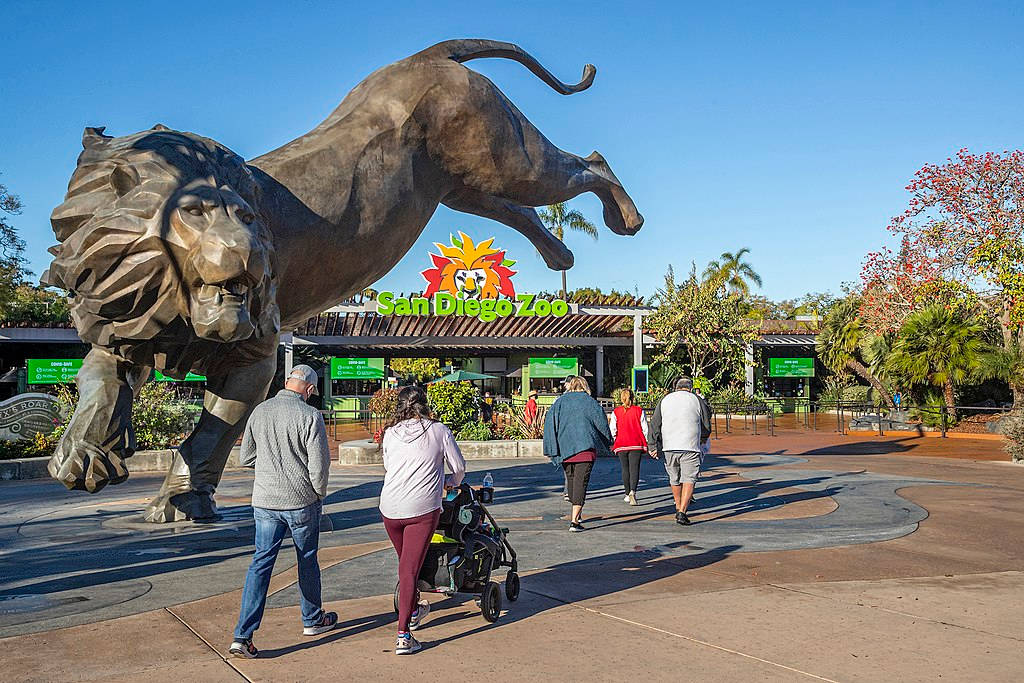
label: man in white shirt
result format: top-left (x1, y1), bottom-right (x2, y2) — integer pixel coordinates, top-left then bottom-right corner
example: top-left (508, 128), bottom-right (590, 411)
top-left (649, 376), bottom-right (711, 525)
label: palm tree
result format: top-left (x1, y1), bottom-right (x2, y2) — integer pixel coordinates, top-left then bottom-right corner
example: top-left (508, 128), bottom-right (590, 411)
top-left (978, 346), bottom-right (1024, 413)
top-left (703, 248), bottom-right (762, 297)
top-left (816, 296), bottom-right (896, 408)
top-left (538, 202), bottom-right (597, 298)
top-left (886, 304), bottom-right (986, 417)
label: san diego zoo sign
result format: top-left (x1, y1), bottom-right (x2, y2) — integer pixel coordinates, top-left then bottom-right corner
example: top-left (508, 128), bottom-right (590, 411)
top-left (376, 232), bottom-right (570, 321)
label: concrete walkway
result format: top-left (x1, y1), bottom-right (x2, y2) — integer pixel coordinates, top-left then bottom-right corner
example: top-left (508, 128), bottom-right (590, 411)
top-left (1, 432), bottom-right (1022, 681)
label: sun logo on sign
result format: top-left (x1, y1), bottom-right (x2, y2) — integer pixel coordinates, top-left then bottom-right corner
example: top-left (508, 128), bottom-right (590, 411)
top-left (421, 232), bottom-right (517, 299)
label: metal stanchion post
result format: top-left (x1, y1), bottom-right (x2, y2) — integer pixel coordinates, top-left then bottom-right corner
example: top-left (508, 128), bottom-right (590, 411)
top-left (941, 405), bottom-right (948, 437)
top-left (753, 407), bottom-right (759, 435)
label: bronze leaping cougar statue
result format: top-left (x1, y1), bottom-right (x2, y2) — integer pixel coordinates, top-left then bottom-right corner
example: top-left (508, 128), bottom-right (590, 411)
top-left (43, 39), bottom-right (644, 522)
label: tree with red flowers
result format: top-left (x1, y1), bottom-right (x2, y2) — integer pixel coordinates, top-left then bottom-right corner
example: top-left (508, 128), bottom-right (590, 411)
top-left (861, 149), bottom-right (1024, 406)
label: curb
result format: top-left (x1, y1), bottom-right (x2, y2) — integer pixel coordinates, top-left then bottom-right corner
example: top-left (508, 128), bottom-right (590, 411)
top-left (338, 439), bottom-right (544, 465)
top-left (0, 446), bottom-right (242, 482)
top-left (866, 430), bottom-right (1005, 441)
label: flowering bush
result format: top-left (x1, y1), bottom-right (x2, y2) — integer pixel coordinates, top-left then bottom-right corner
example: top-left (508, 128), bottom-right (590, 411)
top-left (368, 387), bottom-right (399, 419)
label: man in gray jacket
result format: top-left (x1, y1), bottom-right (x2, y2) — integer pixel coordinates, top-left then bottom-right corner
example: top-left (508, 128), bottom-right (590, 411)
top-left (229, 365), bottom-right (336, 658)
top-left (649, 376), bottom-right (712, 526)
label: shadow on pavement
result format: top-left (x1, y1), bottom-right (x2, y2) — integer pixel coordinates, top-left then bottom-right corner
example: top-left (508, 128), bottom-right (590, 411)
top-left (418, 542), bottom-right (742, 648)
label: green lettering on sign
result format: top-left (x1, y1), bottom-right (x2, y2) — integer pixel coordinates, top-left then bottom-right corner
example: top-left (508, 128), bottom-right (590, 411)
top-left (375, 291), bottom-right (569, 322)
top-left (27, 359), bottom-right (83, 384)
top-left (528, 357), bottom-right (579, 379)
top-left (768, 357), bottom-right (815, 377)
top-left (331, 357), bottom-right (385, 380)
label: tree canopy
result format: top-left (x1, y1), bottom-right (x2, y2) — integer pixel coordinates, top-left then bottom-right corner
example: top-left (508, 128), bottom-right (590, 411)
top-left (648, 264), bottom-right (759, 387)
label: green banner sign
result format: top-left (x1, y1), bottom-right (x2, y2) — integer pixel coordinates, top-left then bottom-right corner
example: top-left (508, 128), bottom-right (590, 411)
top-left (27, 358), bottom-right (83, 384)
top-left (768, 357), bottom-right (815, 377)
top-left (153, 370), bottom-right (207, 382)
top-left (331, 357), bottom-right (385, 380)
top-left (529, 357), bottom-right (579, 379)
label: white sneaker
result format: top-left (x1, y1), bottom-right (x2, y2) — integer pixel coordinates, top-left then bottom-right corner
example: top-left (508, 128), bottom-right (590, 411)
top-left (628, 492), bottom-right (638, 506)
top-left (396, 633), bottom-right (422, 654)
top-left (409, 601), bottom-right (430, 631)
top-left (623, 493), bottom-right (631, 503)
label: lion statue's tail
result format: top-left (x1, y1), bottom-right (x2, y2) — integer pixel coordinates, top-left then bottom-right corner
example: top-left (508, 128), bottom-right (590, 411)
top-left (423, 39), bottom-right (596, 95)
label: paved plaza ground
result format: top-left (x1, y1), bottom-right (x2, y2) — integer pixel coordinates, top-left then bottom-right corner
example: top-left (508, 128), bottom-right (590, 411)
top-left (1, 429), bottom-right (1022, 682)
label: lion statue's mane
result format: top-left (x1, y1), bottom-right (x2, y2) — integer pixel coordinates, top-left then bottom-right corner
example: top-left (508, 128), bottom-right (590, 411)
top-left (42, 126), bottom-right (280, 377)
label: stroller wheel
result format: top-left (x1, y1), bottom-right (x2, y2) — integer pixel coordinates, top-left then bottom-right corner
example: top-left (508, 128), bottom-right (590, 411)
top-left (393, 581), bottom-right (400, 614)
top-left (480, 581), bottom-right (502, 622)
top-left (505, 571), bottom-right (520, 602)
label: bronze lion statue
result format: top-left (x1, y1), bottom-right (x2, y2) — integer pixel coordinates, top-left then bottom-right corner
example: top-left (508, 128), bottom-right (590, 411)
top-left (44, 39), bottom-right (643, 522)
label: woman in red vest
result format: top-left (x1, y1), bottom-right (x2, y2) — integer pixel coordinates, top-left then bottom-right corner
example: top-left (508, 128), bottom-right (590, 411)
top-left (610, 388), bottom-right (649, 506)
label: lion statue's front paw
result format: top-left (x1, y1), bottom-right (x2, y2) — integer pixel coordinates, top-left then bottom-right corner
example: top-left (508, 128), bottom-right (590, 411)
top-left (47, 439), bottom-right (129, 493)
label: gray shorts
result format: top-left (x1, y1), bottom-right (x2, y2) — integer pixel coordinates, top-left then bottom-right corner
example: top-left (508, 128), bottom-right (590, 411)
top-left (663, 450), bottom-right (702, 486)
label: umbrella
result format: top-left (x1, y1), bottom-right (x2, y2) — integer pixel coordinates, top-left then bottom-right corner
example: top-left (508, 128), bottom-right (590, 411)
top-left (432, 370), bottom-right (498, 383)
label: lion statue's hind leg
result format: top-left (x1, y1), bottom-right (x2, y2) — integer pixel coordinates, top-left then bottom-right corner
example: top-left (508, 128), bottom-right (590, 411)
top-left (48, 347), bottom-right (147, 493)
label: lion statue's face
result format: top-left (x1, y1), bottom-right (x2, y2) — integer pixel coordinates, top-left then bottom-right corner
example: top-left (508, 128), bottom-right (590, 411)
top-left (170, 178), bottom-right (274, 343)
top-left (43, 127), bottom-right (281, 362)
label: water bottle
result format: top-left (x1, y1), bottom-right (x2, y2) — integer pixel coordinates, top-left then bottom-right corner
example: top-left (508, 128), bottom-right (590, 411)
top-left (482, 472), bottom-right (493, 488)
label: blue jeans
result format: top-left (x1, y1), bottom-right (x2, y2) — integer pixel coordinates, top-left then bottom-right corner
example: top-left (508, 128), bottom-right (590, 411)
top-left (234, 500), bottom-right (323, 641)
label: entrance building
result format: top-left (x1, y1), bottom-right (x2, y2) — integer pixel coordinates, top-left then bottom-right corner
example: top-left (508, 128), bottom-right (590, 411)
top-left (284, 293), bottom-right (655, 411)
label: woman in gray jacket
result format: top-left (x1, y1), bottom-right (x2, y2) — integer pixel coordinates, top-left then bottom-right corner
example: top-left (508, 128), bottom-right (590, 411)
top-left (542, 376), bottom-right (612, 532)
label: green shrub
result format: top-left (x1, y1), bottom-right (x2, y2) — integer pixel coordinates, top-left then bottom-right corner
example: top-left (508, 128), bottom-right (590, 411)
top-left (640, 387), bottom-right (668, 409)
top-left (0, 432), bottom-right (59, 460)
top-left (613, 386), bottom-right (668, 410)
top-left (427, 381), bottom-right (479, 433)
top-left (1001, 414), bottom-right (1024, 462)
top-left (693, 376), bottom-right (713, 396)
top-left (456, 421), bottom-right (493, 441)
top-left (132, 383), bottom-right (194, 449)
top-left (909, 391), bottom-right (955, 428)
top-left (840, 385), bottom-right (872, 404)
top-left (709, 385), bottom-right (745, 406)
top-left (500, 403), bottom-right (540, 440)
top-left (818, 374), bottom-right (854, 405)
top-left (0, 383), bottom-right (192, 458)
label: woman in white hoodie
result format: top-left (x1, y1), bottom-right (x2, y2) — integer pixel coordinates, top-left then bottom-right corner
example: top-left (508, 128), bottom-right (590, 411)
top-left (379, 385), bottom-right (466, 655)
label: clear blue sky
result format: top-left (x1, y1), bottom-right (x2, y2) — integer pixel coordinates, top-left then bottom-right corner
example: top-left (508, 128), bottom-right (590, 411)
top-left (2, 1), bottom-right (1021, 302)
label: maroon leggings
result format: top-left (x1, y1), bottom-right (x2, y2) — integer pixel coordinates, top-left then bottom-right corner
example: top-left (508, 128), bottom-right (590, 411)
top-left (382, 508), bottom-right (441, 633)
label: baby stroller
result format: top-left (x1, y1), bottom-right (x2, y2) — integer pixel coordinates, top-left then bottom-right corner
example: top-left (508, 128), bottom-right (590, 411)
top-left (393, 482), bottom-right (519, 622)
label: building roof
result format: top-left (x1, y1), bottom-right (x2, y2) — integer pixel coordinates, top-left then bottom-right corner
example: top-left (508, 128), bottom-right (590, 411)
top-left (292, 292), bottom-right (654, 351)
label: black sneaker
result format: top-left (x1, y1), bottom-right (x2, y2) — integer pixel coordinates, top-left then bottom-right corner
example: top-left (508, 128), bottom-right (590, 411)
top-left (303, 611), bottom-right (339, 636)
top-left (568, 522), bottom-right (585, 533)
top-left (675, 511), bottom-right (691, 526)
top-left (229, 639), bottom-right (258, 659)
